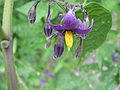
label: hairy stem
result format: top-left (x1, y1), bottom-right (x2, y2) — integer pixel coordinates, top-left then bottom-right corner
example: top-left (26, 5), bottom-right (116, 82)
top-left (2, 0), bottom-right (18, 90)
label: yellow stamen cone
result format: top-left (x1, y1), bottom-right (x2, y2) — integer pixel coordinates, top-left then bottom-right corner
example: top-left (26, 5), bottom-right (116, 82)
top-left (65, 31), bottom-right (73, 48)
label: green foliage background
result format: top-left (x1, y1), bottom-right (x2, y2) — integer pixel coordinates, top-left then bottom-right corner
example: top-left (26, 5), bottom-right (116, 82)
top-left (0, 0), bottom-right (120, 90)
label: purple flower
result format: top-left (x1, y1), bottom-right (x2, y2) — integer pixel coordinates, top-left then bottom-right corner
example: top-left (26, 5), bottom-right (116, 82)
top-left (49, 74), bottom-right (55, 79)
top-left (111, 54), bottom-right (117, 62)
top-left (40, 78), bottom-right (46, 84)
top-left (47, 6), bottom-right (94, 58)
top-left (44, 69), bottom-right (50, 75)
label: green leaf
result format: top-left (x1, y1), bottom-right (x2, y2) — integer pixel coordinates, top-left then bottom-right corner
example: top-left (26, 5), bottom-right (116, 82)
top-left (76, 3), bottom-right (112, 58)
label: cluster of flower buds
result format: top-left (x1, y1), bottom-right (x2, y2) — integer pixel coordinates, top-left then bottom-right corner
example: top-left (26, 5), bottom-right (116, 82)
top-left (28, 0), bottom-right (94, 59)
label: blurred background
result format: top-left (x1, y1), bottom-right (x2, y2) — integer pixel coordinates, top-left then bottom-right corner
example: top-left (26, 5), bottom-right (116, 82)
top-left (0, 0), bottom-right (120, 90)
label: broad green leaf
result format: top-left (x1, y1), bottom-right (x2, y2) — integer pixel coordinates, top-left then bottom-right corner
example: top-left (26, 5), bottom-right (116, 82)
top-left (76, 3), bottom-right (112, 58)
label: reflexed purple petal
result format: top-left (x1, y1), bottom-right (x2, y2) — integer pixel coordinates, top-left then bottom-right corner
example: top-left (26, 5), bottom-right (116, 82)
top-left (63, 9), bottom-right (77, 29)
top-left (81, 21), bottom-right (87, 39)
top-left (53, 36), bottom-right (64, 59)
top-left (75, 37), bottom-right (82, 58)
top-left (111, 54), bottom-right (117, 62)
top-left (48, 9), bottom-right (76, 30)
top-left (47, 12), bottom-right (65, 31)
top-left (77, 19), bottom-right (86, 39)
top-left (50, 24), bottom-right (65, 31)
top-left (40, 78), bottom-right (46, 84)
top-left (75, 19), bottom-right (94, 35)
top-left (77, 19), bottom-right (83, 29)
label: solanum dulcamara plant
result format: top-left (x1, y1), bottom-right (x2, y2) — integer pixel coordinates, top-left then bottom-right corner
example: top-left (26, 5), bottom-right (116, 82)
top-left (28, 0), bottom-right (94, 59)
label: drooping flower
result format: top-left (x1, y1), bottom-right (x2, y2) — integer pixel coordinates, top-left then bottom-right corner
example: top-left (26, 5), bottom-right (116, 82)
top-left (47, 7), bottom-right (94, 59)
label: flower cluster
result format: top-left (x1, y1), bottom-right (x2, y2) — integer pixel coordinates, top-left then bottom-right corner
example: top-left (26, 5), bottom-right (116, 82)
top-left (28, 0), bottom-right (94, 59)
top-left (40, 69), bottom-right (55, 85)
top-left (111, 49), bottom-right (120, 62)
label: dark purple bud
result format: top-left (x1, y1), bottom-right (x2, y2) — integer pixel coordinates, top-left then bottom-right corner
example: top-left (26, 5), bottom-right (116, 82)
top-left (111, 54), bottom-right (117, 62)
top-left (40, 78), bottom-right (46, 84)
top-left (28, 0), bottom-right (40, 24)
top-left (49, 74), bottom-right (55, 79)
top-left (44, 22), bottom-right (52, 37)
top-left (44, 2), bottom-right (52, 37)
top-left (75, 37), bottom-right (82, 58)
top-left (28, 6), bottom-right (36, 24)
top-left (53, 36), bottom-right (64, 59)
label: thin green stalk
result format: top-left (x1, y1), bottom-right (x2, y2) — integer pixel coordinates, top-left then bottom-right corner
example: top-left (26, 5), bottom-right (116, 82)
top-left (1, 0), bottom-right (18, 90)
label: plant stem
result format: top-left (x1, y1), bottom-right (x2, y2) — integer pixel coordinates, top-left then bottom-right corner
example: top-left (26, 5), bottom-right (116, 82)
top-left (51, 0), bottom-right (83, 7)
top-left (1, 0), bottom-right (18, 89)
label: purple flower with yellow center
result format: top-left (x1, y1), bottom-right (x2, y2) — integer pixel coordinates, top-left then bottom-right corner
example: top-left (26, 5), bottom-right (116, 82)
top-left (47, 7), bottom-right (94, 58)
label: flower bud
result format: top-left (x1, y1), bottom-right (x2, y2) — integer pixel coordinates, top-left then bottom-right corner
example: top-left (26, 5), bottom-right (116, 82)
top-left (53, 36), bottom-right (64, 59)
top-left (44, 2), bottom-right (52, 37)
top-left (75, 37), bottom-right (82, 58)
top-left (28, 5), bottom-right (36, 24)
top-left (44, 22), bottom-right (52, 37)
top-left (28, 0), bottom-right (40, 24)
